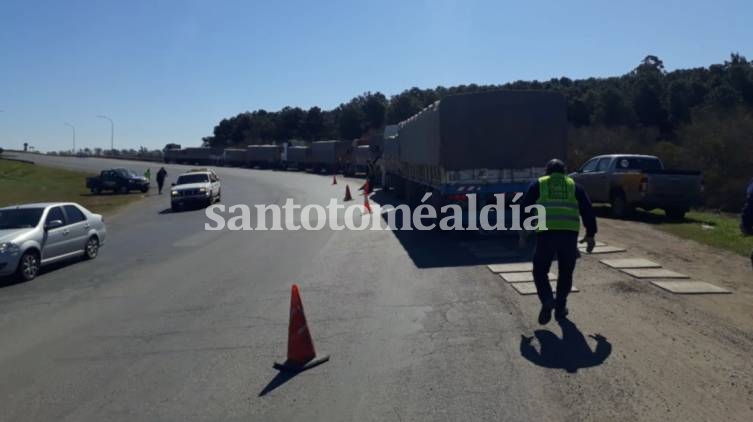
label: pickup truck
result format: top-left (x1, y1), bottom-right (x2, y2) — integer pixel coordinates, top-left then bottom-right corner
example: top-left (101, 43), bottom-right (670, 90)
top-left (86, 168), bottom-right (149, 194)
top-left (570, 154), bottom-right (702, 219)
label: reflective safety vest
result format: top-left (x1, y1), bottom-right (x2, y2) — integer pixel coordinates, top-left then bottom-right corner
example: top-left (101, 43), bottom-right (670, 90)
top-left (536, 174), bottom-right (580, 232)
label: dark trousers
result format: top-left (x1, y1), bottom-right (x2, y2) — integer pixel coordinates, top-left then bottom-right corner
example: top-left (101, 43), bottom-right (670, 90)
top-left (533, 231), bottom-right (579, 307)
top-left (157, 179), bottom-right (165, 193)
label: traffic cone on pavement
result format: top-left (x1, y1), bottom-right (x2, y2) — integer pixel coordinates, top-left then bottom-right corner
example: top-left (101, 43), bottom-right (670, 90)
top-left (332, 174), bottom-right (337, 185)
top-left (273, 284), bottom-right (329, 372)
top-left (344, 185), bottom-right (353, 201)
top-left (363, 195), bottom-right (372, 214)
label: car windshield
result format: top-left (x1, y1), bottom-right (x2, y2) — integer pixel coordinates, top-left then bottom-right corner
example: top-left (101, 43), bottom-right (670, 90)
top-left (176, 174), bottom-right (209, 185)
top-left (0, 208), bottom-right (44, 229)
top-left (614, 157), bottom-right (663, 171)
top-left (117, 169), bottom-right (138, 178)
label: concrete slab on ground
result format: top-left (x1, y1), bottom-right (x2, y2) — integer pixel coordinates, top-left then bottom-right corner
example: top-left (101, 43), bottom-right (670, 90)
top-left (579, 245), bottom-right (627, 254)
top-left (600, 258), bottom-right (662, 269)
top-left (650, 280), bottom-right (731, 294)
top-left (620, 268), bottom-right (690, 279)
top-left (510, 282), bottom-right (579, 295)
top-left (488, 262), bottom-right (533, 273)
top-left (499, 272), bottom-right (555, 283)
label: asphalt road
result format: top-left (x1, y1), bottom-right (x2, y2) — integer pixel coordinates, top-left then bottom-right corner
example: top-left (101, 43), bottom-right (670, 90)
top-left (1, 153), bottom-right (752, 421)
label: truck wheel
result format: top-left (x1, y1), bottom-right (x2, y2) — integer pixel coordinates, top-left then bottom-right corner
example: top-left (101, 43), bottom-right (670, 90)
top-left (610, 192), bottom-right (633, 218)
top-left (140, 186), bottom-right (149, 194)
top-left (665, 208), bottom-right (686, 220)
top-left (91, 187), bottom-right (101, 195)
top-left (118, 186), bottom-right (129, 194)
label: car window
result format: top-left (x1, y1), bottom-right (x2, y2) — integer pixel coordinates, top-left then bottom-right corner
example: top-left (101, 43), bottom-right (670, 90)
top-left (46, 207), bottom-right (66, 226)
top-left (0, 208), bottom-right (44, 229)
top-left (580, 159), bottom-right (599, 173)
top-left (63, 205), bottom-right (86, 224)
top-left (596, 158), bottom-right (611, 172)
top-left (177, 174), bottom-right (209, 184)
top-left (614, 157), bottom-right (663, 171)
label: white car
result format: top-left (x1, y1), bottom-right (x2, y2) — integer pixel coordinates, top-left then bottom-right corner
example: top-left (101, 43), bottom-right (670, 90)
top-left (170, 170), bottom-right (221, 211)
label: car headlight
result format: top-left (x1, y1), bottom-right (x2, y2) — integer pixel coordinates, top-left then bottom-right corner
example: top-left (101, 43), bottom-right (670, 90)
top-left (0, 242), bottom-right (20, 254)
top-left (171, 190), bottom-right (179, 196)
top-left (198, 187), bottom-right (207, 192)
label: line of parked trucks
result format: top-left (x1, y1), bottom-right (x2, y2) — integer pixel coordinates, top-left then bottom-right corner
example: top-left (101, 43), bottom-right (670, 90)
top-left (164, 90), bottom-right (703, 222)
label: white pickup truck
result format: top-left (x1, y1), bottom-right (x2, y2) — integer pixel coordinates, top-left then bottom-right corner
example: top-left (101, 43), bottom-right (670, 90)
top-left (570, 154), bottom-right (703, 220)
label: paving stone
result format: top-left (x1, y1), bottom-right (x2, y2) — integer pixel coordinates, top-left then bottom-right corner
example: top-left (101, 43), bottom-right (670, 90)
top-left (599, 258), bottom-right (662, 269)
top-left (510, 282), bottom-right (579, 295)
top-left (620, 268), bottom-right (690, 279)
top-left (578, 245), bottom-right (627, 254)
top-left (499, 272), bottom-right (555, 283)
top-left (487, 262), bottom-right (533, 273)
top-left (650, 280), bottom-right (731, 294)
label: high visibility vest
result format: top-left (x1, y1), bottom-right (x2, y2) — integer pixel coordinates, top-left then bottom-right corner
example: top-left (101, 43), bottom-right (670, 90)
top-left (536, 174), bottom-right (580, 232)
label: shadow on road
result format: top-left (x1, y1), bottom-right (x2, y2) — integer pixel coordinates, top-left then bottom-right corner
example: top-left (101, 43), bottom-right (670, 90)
top-left (369, 189), bottom-right (535, 269)
top-left (0, 257), bottom-right (86, 290)
top-left (520, 318), bottom-right (612, 373)
top-left (592, 205), bottom-right (710, 226)
top-left (258, 370), bottom-right (299, 397)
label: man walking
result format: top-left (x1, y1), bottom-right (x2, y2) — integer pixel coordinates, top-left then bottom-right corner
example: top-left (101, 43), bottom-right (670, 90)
top-left (156, 167), bottom-right (167, 195)
top-left (740, 178), bottom-right (753, 269)
top-left (522, 159), bottom-right (598, 324)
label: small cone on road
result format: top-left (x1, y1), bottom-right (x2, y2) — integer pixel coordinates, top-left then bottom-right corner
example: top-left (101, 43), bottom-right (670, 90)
top-left (363, 195), bottom-right (372, 214)
top-left (273, 284), bottom-right (329, 372)
top-left (344, 185), bottom-right (353, 201)
top-left (332, 174), bottom-right (337, 185)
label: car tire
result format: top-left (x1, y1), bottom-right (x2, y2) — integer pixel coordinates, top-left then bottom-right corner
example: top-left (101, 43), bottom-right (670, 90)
top-left (16, 250), bottom-right (40, 282)
top-left (140, 186), bottom-right (149, 194)
top-left (91, 187), bottom-right (100, 195)
top-left (119, 186), bottom-right (129, 194)
top-left (84, 236), bottom-right (99, 260)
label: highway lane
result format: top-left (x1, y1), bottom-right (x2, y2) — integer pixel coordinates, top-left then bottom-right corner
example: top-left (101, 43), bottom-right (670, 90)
top-left (2, 153), bottom-right (753, 421)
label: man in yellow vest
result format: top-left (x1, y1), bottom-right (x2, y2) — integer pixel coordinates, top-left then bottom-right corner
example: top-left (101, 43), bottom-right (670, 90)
top-left (521, 159), bottom-right (597, 324)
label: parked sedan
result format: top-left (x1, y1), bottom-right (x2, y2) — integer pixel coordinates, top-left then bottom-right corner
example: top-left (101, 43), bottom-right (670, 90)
top-left (0, 202), bottom-right (107, 281)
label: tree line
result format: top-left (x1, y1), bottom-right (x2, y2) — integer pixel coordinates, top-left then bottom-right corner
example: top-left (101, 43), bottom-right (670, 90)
top-left (202, 53), bottom-right (753, 210)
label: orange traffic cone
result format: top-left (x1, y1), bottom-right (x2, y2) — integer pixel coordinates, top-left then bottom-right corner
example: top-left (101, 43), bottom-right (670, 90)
top-left (332, 174), bottom-right (337, 185)
top-left (273, 284), bottom-right (329, 372)
top-left (363, 195), bottom-right (372, 214)
top-left (344, 185), bottom-right (353, 201)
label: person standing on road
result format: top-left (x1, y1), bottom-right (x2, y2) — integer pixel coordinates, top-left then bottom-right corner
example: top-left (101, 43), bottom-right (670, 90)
top-left (740, 178), bottom-right (753, 269)
top-left (521, 159), bottom-right (598, 325)
top-left (144, 168), bottom-right (151, 184)
top-left (156, 167), bottom-right (167, 195)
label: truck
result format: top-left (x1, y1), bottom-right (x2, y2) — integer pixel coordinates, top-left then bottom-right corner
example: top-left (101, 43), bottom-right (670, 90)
top-left (221, 148), bottom-right (246, 167)
top-left (86, 168), bottom-right (150, 194)
top-left (282, 145), bottom-right (311, 170)
top-left (246, 145), bottom-right (282, 169)
top-left (344, 145), bottom-right (371, 176)
top-left (383, 90), bottom-right (568, 230)
top-left (164, 147), bottom-right (221, 165)
top-left (310, 140), bottom-right (352, 173)
top-left (570, 154), bottom-right (703, 219)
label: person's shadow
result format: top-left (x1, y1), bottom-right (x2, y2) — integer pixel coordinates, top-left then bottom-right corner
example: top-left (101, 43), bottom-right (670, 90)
top-left (520, 318), bottom-right (611, 373)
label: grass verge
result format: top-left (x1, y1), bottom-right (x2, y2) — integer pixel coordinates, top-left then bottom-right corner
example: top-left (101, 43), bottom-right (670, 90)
top-left (654, 210), bottom-right (753, 257)
top-left (0, 159), bottom-right (144, 214)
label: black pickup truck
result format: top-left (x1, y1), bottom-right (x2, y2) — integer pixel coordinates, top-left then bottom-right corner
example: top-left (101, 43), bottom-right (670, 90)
top-left (86, 168), bottom-right (149, 194)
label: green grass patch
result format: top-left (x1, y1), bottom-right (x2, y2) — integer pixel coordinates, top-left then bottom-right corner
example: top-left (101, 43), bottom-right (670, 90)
top-left (0, 159), bottom-right (143, 215)
top-left (654, 210), bottom-right (753, 257)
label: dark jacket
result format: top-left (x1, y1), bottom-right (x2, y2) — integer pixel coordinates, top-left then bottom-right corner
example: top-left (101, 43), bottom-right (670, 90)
top-left (156, 168), bottom-right (167, 183)
top-left (521, 175), bottom-right (598, 237)
top-left (742, 179), bottom-right (753, 234)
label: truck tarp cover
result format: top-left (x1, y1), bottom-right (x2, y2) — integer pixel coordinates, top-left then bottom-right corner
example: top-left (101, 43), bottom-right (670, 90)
top-left (398, 90), bottom-right (567, 170)
top-left (311, 140), bottom-right (351, 164)
top-left (246, 145), bottom-right (280, 162)
top-left (286, 146), bottom-right (311, 162)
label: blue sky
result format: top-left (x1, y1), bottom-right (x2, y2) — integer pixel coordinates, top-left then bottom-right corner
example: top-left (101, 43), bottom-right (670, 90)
top-left (1, 0), bottom-right (751, 152)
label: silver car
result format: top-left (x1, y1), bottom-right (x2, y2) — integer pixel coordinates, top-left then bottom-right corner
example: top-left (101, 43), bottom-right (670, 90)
top-left (0, 202), bottom-right (107, 281)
